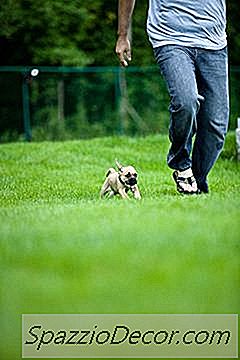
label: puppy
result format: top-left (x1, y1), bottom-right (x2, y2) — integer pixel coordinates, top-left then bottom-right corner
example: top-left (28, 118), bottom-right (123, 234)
top-left (100, 160), bottom-right (141, 200)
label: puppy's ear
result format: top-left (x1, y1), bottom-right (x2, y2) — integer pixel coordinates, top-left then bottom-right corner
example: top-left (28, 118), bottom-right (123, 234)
top-left (115, 159), bottom-right (124, 172)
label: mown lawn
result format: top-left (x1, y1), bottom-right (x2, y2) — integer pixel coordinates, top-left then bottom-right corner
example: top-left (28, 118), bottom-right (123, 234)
top-left (0, 133), bottom-right (239, 360)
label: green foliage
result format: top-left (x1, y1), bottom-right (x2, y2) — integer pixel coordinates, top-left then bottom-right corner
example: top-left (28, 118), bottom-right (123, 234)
top-left (0, 0), bottom-right (239, 66)
top-left (0, 0), bottom-right (23, 38)
top-left (0, 134), bottom-right (239, 359)
top-left (0, 0), bottom-right (97, 65)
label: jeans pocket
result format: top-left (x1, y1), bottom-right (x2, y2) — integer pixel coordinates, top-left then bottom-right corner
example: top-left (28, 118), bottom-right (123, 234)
top-left (153, 45), bottom-right (172, 65)
top-left (154, 45), bottom-right (184, 65)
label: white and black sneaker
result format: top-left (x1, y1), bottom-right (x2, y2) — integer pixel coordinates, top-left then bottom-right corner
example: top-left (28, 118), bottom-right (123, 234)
top-left (172, 168), bottom-right (199, 195)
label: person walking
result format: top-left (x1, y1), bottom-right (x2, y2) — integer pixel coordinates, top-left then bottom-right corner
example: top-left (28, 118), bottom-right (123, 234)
top-left (115, 0), bottom-right (229, 194)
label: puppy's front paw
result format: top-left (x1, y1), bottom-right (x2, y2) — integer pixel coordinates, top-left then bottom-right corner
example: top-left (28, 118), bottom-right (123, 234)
top-left (131, 186), bottom-right (141, 200)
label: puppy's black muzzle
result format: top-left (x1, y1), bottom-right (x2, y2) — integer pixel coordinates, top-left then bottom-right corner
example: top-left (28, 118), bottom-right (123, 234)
top-left (127, 178), bottom-right (137, 186)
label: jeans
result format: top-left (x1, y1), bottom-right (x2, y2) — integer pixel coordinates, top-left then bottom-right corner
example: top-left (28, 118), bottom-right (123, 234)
top-left (154, 45), bottom-right (229, 192)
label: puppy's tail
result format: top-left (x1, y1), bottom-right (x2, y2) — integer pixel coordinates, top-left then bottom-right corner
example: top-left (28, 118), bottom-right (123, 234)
top-left (106, 168), bottom-right (116, 177)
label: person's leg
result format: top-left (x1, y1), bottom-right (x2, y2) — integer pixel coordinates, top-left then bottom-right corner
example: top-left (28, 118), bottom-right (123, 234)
top-left (154, 45), bottom-right (200, 171)
top-left (192, 47), bottom-right (229, 192)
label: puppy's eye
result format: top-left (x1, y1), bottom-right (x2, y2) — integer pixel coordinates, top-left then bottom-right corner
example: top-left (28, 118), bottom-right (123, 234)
top-left (126, 172), bottom-right (131, 178)
top-left (133, 173), bottom-right (137, 177)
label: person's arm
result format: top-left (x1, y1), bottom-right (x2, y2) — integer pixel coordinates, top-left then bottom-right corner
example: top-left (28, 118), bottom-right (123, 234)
top-left (115, 0), bottom-right (136, 67)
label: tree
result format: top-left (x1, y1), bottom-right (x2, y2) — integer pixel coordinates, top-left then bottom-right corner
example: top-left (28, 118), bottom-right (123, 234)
top-left (0, 0), bottom-right (98, 66)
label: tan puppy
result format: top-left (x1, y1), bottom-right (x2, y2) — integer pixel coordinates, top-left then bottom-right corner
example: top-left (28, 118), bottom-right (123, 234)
top-left (100, 160), bottom-right (141, 200)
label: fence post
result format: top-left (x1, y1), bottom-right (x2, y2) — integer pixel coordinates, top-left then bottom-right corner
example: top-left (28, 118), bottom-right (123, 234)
top-left (58, 77), bottom-right (65, 123)
top-left (22, 76), bottom-right (32, 141)
top-left (115, 67), bottom-right (122, 135)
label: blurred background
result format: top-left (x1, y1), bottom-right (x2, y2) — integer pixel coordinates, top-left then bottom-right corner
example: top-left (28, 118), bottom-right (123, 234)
top-left (0, 0), bottom-right (239, 142)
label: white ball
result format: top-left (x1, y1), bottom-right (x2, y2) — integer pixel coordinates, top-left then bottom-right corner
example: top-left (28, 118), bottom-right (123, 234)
top-left (31, 68), bottom-right (39, 77)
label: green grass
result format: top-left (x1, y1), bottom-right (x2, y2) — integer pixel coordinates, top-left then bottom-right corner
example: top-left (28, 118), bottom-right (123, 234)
top-left (0, 133), bottom-right (239, 360)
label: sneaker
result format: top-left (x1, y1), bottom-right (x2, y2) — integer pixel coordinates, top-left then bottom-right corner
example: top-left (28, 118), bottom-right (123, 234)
top-left (172, 168), bottom-right (199, 194)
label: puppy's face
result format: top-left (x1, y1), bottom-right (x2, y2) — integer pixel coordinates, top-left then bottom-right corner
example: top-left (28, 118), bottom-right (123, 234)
top-left (120, 166), bottom-right (138, 186)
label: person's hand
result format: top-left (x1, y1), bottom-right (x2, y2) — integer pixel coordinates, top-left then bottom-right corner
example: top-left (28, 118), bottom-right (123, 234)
top-left (115, 35), bottom-right (131, 67)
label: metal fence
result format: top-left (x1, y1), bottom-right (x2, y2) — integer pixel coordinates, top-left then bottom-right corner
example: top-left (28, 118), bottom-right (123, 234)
top-left (0, 66), bottom-right (239, 142)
